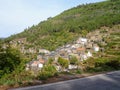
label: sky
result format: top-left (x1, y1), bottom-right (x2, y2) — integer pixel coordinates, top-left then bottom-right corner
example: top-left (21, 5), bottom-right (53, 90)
top-left (0, 0), bottom-right (105, 37)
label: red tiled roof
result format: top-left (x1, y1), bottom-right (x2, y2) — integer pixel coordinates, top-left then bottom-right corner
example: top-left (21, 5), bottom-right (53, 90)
top-left (77, 47), bottom-right (85, 51)
top-left (33, 61), bottom-right (38, 64)
top-left (39, 59), bottom-right (45, 64)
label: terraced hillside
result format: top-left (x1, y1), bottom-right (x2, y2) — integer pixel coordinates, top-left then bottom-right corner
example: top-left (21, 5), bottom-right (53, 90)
top-left (6, 0), bottom-right (120, 51)
top-left (85, 25), bottom-right (120, 72)
top-left (100, 25), bottom-right (120, 61)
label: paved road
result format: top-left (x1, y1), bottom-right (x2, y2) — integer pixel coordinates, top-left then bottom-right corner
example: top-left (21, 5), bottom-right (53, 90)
top-left (11, 71), bottom-right (120, 90)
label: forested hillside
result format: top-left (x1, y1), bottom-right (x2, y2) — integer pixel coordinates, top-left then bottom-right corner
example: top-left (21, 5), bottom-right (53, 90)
top-left (6, 0), bottom-right (120, 51)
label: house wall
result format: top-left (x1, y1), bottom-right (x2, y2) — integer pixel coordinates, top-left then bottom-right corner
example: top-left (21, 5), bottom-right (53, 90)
top-left (68, 65), bottom-right (77, 69)
top-left (38, 63), bottom-right (43, 68)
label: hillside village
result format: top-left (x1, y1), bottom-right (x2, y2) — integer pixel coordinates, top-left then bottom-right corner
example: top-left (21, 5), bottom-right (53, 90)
top-left (7, 27), bottom-right (110, 72)
top-left (1, 25), bottom-right (120, 90)
top-left (1, 0), bottom-right (120, 89)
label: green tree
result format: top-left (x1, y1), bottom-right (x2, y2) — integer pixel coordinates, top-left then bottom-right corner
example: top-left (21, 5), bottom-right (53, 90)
top-left (0, 46), bottom-right (23, 78)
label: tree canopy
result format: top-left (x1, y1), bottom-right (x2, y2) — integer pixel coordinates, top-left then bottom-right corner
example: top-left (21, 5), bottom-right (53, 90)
top-left (0, 46), bottom-right (24, 78)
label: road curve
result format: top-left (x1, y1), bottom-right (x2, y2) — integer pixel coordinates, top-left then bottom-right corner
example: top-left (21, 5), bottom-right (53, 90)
top-left (11, 71), bottom-right (120, 90)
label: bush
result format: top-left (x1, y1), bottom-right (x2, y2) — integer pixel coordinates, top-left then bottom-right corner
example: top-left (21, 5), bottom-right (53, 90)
top-left (47, 58), bottom-right (54, 65)
top-left (0, 46), bottom-right (27, 78)
top-left (58, 57), bottom-right (69, 70)
top-left (0, 71), bottom-right (34, 86)
top-left (2, 79), bottom-right (16, 86)
top-left (105, 60), bottom-right (120, 69)
top-left (38, 64), bottom-right (57, 80)
top-left (86, 58), bottom-right (120, 72)
top-left (75, 69), bottom-right (82, 74)
top-left (69, 55), bottom-right (78, 65)
top-left (38, 71), bottom-right (51, 80)
top-left (95, 58), bottom-right (107, 67)
top-left (84, 58), bottom-right (120, 72)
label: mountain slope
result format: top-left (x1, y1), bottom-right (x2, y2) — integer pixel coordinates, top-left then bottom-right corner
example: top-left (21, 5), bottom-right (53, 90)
top-left (6, 0), bottom-right (120, 51)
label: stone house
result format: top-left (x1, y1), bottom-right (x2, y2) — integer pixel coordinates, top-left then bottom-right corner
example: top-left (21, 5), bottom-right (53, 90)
top-left (15, 38), bottom-right (26, 44)
top-left (81, 54), bottom-right (88, 61)
top-left (68, 64), bottom-right (77, 70)
top-left (93, 45), bottom-right (100, 52)
top-left (87, 51), bottom-right (92, 57)
top-left (76, 38), bottom-right (87, 44)
top-left (85, 42), bottom-right (93, 49)
top-left (76, 47), bottom-right (85, 54)
top-left (26, 59), bottom-right (45, 71)
top-left (39, 49), bottom-right (50, 54)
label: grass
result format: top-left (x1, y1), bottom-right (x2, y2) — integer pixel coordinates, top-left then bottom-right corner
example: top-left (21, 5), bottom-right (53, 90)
top-left (0, 71), bottom-right (35, 87)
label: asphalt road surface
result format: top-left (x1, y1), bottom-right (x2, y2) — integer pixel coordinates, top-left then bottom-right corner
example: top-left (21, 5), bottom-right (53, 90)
top-left (11, 71), bottom-right (120, 90)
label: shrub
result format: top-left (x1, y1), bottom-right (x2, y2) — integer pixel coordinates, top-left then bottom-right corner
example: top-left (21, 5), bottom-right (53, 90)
top-left (0, 71), bottom-right (34, 86)
top-left (105, 60), bottom-right (120, 69)
top-left (0, 46), bottom-right (28, 78)
top-left (69, 55), bottom-right (78, 65)
top-left (58, 57), bottom-right (69, 70)
top-left (38, 64), bottom-right (57, 80)
top-left (95, 58), bottom-right (107, 67)
top-left (47, 58), bottom-right (54, 65)
top-left (38, 71), bottom-right (51, 80)
top-left (75, 69), bottom-right (82, 74)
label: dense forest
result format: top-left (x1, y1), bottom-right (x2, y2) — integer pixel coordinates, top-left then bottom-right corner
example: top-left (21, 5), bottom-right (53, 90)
top-left (5, 0), bottom-right (120, 51)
